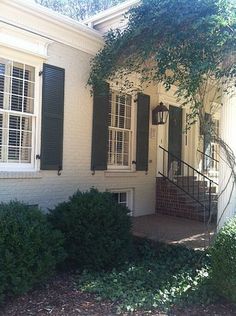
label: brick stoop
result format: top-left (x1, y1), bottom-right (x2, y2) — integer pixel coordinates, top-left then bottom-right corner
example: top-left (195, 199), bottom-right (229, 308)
top-left (156, 177), bottom-right (217, 222)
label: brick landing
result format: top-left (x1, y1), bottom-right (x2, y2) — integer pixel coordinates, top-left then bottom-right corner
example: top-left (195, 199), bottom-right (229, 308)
top-left (132, 214), bottom-right (216, 249)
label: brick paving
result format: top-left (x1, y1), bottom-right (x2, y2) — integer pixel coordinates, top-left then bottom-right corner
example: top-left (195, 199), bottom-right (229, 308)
top-left (132, 214), bottom-right (216, 249)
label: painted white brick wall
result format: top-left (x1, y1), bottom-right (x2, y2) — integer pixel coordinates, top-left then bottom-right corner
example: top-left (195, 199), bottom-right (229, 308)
top-left (0, 41), bottom-right (157, 216)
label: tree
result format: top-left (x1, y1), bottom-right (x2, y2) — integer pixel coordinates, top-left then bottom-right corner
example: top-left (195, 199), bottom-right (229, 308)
top-left (35, 0), bottom-right (126, 20)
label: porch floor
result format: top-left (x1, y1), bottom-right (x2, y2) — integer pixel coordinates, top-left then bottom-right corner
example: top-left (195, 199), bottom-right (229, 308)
top-left (132, 214), bottom-right (216, 249)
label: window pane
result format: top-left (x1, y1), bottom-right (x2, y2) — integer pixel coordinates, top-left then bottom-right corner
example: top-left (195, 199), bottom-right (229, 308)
top-left (21, 131), bottom-right (32, 147)
top-left (11, 95), bottom-right (22, 112)
top-left (0, 63), bottom-right (5, 75)
top-left (111, 192), bottom-right (127, 206)
top-left (8, 146), bottom-right (20, 162)
top-left (0, 75), bottom-right (5, 92)
top-left (21, 147), bottom-right (31, 163)
top-left (0, 93), bottom-right (3, 109)
top-left (12, 63), bottom-right (24, 79)
top-left (25, 65), bottom-right (35, 82)
top-left (12, 78), bottom-right (24, 96)
top-left (119, 114), bottom-right (124, 128)
top-left (24, 81), bottom-right (34, 98)
top-left (22, 116), bottom-right (32, 131)
top-left (23, 97), bottom-right (34, 113)
top-left (9, 115), bottom-right (21, 130)
top-left (125, 117), bottom-right (131, 129)
top-left (9, 130), bottom-right (20, 147)
top-left (120, 192), bottom-right (127, 202)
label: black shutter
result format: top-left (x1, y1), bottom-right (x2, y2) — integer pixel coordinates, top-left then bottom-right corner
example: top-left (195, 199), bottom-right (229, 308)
top-left (136, 93), bottom-right (150, 171)
top-left (91, 83), bottom-right (110, 171)
top-left (41, 64), bottom-right (65, 171)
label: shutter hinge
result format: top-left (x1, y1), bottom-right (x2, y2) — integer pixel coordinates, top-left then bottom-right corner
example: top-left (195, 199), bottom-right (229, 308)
top-left (39, 70), bottom-right (43, 76)
top-left (58, 165), bottom-right (62, 176)
top-left (36, 154), bottom-right (41, 160)
top-left (91, 167), bottom-right (95, 175)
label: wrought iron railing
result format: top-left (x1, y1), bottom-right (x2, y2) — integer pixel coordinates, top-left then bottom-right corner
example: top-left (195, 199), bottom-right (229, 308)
top-left (159, 146), bottom-right (218, 223)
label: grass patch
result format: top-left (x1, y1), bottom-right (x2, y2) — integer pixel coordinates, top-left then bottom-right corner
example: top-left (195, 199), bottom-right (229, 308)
top-left (77, 239), bottom-right (215, 313)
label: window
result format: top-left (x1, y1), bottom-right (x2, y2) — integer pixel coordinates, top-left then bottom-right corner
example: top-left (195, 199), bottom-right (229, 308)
top-left (108, 92), bottom-right (132, 168)
top-left (112, 192), bottom-right (128, 207)
top-left (109, 188), bottom-right (133, 215)
top-left (0, 58), bottom-right (36, 170)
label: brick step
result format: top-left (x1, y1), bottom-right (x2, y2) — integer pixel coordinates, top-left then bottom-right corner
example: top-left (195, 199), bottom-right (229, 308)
top-left (177, 192), bottom-right (218, 202)
top-left (156, 177), bottom-right (218, 223)
top-left (174, 177), bottom-right (207, 185)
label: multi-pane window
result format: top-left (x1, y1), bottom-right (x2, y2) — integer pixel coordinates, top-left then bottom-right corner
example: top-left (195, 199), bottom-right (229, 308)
top-left (0, 58), bottom-right (35, 166)
top-left (108, 92), bottom-right (132, 167)
top-left (112, 192), bottom-right (128, 207)
top-left (110, 189), bottom-right (133, 215)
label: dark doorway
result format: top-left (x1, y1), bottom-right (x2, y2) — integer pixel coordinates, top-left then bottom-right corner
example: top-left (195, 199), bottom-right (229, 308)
top-left (168, 105), bottom-right (183, 175)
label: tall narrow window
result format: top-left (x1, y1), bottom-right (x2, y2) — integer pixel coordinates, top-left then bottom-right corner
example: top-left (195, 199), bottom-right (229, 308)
top-left (0, 58), bottom-right (35, 168)
top-left (108, 92), bottom-right (132, 168)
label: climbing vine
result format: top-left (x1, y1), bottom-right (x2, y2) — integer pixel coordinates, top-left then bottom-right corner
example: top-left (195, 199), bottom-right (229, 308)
top-left (89, 0), bottom-right (235, 120)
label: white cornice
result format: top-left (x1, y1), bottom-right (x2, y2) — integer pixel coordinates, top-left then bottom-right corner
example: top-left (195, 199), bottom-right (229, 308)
top-left (1, 0), bottom-right (104, 55)
top-left (84, 0), bottom-right (140, 26)
top-left (0, 25), bottom-right (51, 59)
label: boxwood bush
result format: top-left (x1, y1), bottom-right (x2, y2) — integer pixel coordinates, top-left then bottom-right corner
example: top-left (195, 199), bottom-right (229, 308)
top-left (48, 189), bottom-right (132, 271)
top-left (210, 216), bottom-right (236, 303)
top-left (0, 201), bottom-right (66, 303)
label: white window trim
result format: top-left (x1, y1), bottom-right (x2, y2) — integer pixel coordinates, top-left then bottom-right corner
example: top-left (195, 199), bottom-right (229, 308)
top-left (0, 52), bottom-right (42, 173)
top-left (107, 90), bottom-right (137, 172)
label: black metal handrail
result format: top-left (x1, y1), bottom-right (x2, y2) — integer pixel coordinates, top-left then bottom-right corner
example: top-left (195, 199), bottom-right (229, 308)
top-left (197, 149), bottom-right (219, 163)
top-left (160, 146), bottom-right (218, 185)
top-left (159, 146), bottom-right (218, 222)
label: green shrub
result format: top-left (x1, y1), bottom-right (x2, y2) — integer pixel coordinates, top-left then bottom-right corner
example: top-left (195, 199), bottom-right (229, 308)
top-left (0, 201), bottom-right (66, 303)
top-left (210, 216), bottom-right (236, 303)
top-left (48, 188), bottom-right (132, 271)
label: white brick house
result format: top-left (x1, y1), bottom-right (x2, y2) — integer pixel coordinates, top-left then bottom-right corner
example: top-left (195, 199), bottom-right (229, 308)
top-left (0, 0), bottom-right (235, 227)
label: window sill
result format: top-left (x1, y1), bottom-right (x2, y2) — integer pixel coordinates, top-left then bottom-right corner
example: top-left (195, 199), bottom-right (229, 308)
top-left (0, 171), bottom-right (42, 179)
top-left (104, 170), bottom-right (137, 177)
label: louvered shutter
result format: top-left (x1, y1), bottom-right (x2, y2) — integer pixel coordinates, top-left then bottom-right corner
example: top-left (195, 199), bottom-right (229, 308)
top-left (40, 64), bottom-right (65, 171)
top-left (136, 93), bottom-right (150, 171)
top-left (91, 83), bottom-right (110, 171)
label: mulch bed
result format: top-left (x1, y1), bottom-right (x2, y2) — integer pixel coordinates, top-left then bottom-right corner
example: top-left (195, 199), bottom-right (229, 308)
top-left (0, 273), bottom-right (235, 316)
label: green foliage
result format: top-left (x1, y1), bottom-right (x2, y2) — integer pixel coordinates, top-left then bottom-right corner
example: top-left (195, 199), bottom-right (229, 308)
top-left (0, 201), bottom-right (66, 303)
top-left (48, 188), bottom-right (132, 271)
top-left (210, 216), bottom-right (236, 303)
top-left (78, 240), bottom-right (214, 313)
top-left (89, 0), bottom-right (236, 125)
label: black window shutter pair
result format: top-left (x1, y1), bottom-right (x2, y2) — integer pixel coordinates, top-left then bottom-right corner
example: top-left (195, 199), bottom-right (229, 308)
top-left (40, 64), bottom-right (65, 171)
top-left (91, 85), bottom-right (150, 171)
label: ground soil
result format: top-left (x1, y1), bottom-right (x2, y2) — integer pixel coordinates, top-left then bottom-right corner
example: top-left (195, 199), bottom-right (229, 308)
top-left (0, 274), bottom-right (235, 316)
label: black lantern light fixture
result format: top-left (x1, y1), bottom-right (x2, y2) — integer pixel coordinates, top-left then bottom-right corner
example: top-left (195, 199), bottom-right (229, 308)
top-left (152, 102), bottom-right (169, 125)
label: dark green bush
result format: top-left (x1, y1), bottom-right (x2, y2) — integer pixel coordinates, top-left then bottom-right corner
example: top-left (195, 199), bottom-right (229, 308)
top-left (210, 216), bottom-right (236, 303)
top-left (48, 188), bottom-right (132, 271)
top-left (0, 201), bottom-right (66, 303)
